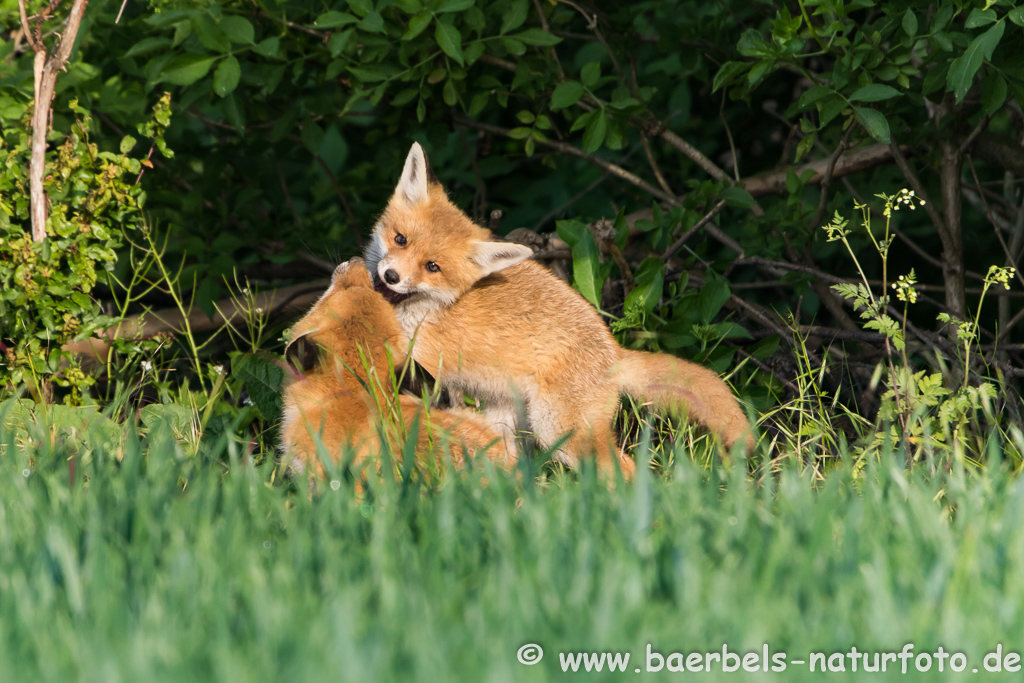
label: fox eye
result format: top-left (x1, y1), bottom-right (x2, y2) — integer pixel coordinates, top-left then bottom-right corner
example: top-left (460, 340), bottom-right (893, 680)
top-left (394, 233), bottom-right (407, 246)
top-left (425, 261), bottom-right (441, 273)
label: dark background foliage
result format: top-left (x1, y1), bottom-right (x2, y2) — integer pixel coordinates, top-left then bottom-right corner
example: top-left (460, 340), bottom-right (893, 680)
top-left (2, 0), bottom-right (1023, 452)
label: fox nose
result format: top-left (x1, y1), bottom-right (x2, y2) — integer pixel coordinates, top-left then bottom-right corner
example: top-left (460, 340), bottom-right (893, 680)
top-left (383, 269), bottom-right (400, 285)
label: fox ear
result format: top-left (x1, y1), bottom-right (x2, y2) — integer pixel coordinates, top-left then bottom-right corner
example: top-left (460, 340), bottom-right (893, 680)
top-left (472, 241), bottom-right (533, 277)
top-left (395, 142), bottom-right (434, 205)
top-left (284, 332), bottom-right (320, 373)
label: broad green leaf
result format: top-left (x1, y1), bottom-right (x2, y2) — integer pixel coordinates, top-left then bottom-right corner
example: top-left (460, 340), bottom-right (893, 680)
top-left (358, 12), bottom-right (385, 33)
top-left (119, 135), bottom-right (137, 153)
top-left (581, 109), bottom-right (607, 154)
top-left (902, 9), bottom-right (918, 37)
top-left (191, 14), bottom-right (230, 52)
top-left (220, 15), bottom-right (255, 43)
top-left (213, 56), bottom-right (241, 97)
top-left (555, 219), bottom-right (586, 246)
top-left (404, 11), bottom-right (432, 40)
top-left (348, 66), bottom-right (389, 82)
top-left (982, 71), bottom-right (1007, 115)
top-left (1010, 7), bottom-right (1024, 27)
top-left (329, 30), bottom-right (354, 57)
top-left (140, 403), bottom-right (195, 435)
top-left (254, 36), bottom-right (280, 57)
top-left (159, 54), bottom-right (218, 86)
top-left (346, 0), bottom-right (372, 17)
top-left (848, 84), bottom-right (901, 102)
top-left (443, 79), bottom-right (458, 105)
top-left (437, 0), bottom-right (474, 12)
top-left (435, 22), bottom-right (465, 65)
top-left (550, 80), bottom-right (584, 109)
top-left (301, 120), bottom-right (325, 154)
top-left (719, 186), bottom-right (755, 209)
top-left (697, 273), bottom-right (730, 324)
top-left (712, 61), bottom-right (747, 92)
top-left (125, 37), bottom-right (172, 58)
top-left (500, 0), bottom-right (529, 34)
top-left (854, 107), bottom-right (890, 143)
top-left (947, 21), bottom-right (1005, 103)
top-left (965, 8), bottom-right (996, 28)
top-left (511, 28), bottom-right (561, 46)
top-left (570, 229), bottom-right (602, 307)
top-left (314, 11), bottom-right (359, 28)
top-left (231, 354), bottom-right (283, 422)
top-left (795, 84), bottom-right (832, 110)
top-left (581, 62), bottom-right (601, 88)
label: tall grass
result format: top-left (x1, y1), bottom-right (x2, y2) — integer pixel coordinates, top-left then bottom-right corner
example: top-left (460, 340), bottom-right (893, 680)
top-left (1, 399), bottom-right (1022, 681)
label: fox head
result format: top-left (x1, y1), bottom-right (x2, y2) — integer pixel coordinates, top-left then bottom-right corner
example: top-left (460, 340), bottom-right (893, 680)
top-left (365, 142), bottom-right (533, 307)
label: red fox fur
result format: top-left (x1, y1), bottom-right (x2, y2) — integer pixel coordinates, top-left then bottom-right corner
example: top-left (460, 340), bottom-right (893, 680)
top-left (363, 143), bottom-right (754, 477)
top-left (280, 257), bottom-right (514, 477)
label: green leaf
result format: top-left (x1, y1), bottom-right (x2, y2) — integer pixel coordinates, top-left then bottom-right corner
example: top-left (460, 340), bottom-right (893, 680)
top-left (358, 12), bottom-right (385, 33)
top-left (254, 36), bottom-right (280, 57)
top-left (965, 8), bottom-right (997, 29)
top-left (191, 14), bottom-right (230, 52)
top-left (159, 54), bottom-right (218, 86)
top-left (508, 127), bottom-right (532, 140)
top-left (329, 30), bottom-right (354, 57)
top-left (947, 21), bottom-right (1006, 103)
top-left (220, 15), bottom-right (255, 44)
top-left (314, 11), bottom-right (359, 28)
top-left (437, 0), bottom-right (474, 12)
top-left (902, 9), bottom-right (918, 37)
top-left (125, 37), bottom-right (172, 58)
top-left (570, 229), bottom-right (602, 307)
top-left (404, 11), bottom-right (433, 40)
top-left (581, 62), bottom-right (601, 88)
top-left (1010, 7), bottom-right (1024, 27)
top-left (500, 0), bottom-right (529, 33)
top-left (511, 28), bottom-right (561, 46)
top-left (555, 219), bottom-right (586, 246)
top-left (346, 0), bottom-right (373, 17)
top-left (119, 135), bottom-right (137, 154)
top-left (982, 71), bottom-right (1007, 116)
top-left (712, 61), bottom-right (748, 92)
top-left (231, 354), bottom-right (284, 422)
top-left (140, 403), bottom-right (196, 435)
top-left (301, 120), bottom-right (325, 154)
top-left (719, 186), bottom-right (755, 209)
top-left (854, 107), bottom-right (890, 143)
top-left (697, 272), bottom-right (730, 324)
top-left (581, 109), bottom-right (607, 154)
top-left (550, 80), bottom-right (584, 109)
top-left (213, 56), bottom-right (241, 97)
top-left (443, 79), bottom-right (458, 106)
top-left (848, 84), bottom-right (901, 102)
top-left (435, 22), bottom-right (465, 65)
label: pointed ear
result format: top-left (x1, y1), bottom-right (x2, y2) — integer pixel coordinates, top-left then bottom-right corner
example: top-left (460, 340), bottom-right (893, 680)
top-left (395, 142), bottom-right (434, 205)
top-left (472, 241), bottom-right (533, 277)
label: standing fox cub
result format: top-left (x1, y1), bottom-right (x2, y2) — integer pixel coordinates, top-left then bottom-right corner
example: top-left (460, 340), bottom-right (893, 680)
top-left (280, 258), bottom-right (514, 476)
top-left (364, 143), bottom-right (753, 477)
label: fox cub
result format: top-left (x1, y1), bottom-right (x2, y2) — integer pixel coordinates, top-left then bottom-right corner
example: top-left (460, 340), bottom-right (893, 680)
top-left (364, 143), bottom-right (754, 477)
top-left (280, 257), bottom-right (514, 476)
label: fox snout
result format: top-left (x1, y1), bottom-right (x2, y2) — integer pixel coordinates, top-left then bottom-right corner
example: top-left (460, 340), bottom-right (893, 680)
top-left (383, 268), bottom-right (401, 285)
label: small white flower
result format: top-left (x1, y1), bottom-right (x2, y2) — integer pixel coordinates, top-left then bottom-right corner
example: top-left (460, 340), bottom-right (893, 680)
top-left (214, 365), bottom-right (224, 375)
top-left (141, 361), bottom-right (153, 372)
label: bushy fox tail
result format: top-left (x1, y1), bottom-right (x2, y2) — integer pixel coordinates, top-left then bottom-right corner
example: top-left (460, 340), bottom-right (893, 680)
top-left (613, 349), bottom-right (754, 451)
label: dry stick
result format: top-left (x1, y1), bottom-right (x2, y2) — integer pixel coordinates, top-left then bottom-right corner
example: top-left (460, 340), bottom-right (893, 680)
top-left (453, 116), bottom-right (679, 206)
top-left (64, 280), bottom-right (330, 362)
top-left (20, 0), bottom-right (90, 242)
top-left (661, 200), bottom-right (727, 260)
top-left (641, 133), bottom-right (676, 199)
top-left (812, 129), bottom-right (853, 230)
top-left (888, 136), bottom-right (966, 319)
top-left (743, 142), bottom-right (896, 196)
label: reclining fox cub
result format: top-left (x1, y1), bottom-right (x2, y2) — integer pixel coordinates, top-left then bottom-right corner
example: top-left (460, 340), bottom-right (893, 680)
top-left (280, 258), bottom-right (514, 476)
top-left (363, 142), bottom-right (753, 476)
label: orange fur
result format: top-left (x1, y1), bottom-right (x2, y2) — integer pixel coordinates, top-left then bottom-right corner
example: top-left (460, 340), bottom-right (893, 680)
top-left (363, 143), bottom-right (755, 478)
top-left (279, 258), bottom-right (515, 478)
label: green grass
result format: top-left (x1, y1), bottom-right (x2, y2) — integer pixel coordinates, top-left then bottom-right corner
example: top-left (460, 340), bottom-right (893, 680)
top-left (1, 401), bottom-right (1023, 681)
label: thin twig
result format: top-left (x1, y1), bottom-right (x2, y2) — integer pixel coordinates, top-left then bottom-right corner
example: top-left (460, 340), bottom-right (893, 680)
top-left (662, 200), bottom-right (727, 260)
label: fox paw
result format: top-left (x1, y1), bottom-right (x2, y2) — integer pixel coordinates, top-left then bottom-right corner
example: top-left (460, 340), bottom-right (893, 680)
top-left (332, 257), bottom-right (372, 289)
